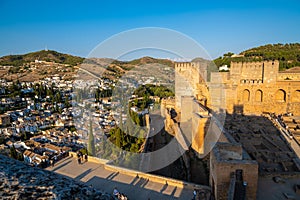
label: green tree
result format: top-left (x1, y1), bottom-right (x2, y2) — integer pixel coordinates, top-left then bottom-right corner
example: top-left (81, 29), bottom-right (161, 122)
top-left (17, 153), bottom-right (24, 161)
top-left (115, 128), bottom-right (121, 148)
top-left (0, 136), bottom-right (5, 145)
top-left (10, 145), bottom-right (18, 159)
top-left (65, 97), bottom-right (70, 107)
top-left (87, 117), bottom-right (96, 156)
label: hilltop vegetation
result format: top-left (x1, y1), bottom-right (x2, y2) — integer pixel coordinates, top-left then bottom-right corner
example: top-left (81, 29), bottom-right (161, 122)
top-left (0, 50), bottom-right (84, 67)
top-left (214, 43), bottom-right (300, 70)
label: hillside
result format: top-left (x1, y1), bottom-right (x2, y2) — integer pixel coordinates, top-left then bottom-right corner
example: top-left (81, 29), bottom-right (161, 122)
top-left (111, 56), bottom-right (173, 69)
top-left (0, 50), bottom-right (175, 81)
top-left (80, 56), bottom-right (174, 79)
top-left (0, 50), bottom-right (84, 67)
top-left (214, 43), bottom-right (300, 70)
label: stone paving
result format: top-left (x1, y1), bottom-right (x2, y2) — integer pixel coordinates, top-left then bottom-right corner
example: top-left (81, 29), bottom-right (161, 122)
top-left (46, 157), bottom-right (196, 200)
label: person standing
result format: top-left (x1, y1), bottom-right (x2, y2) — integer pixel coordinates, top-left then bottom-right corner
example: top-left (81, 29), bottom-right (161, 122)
top-left (77, 152), bottom-right (81, 164)
top-left (79, 152), bottom-right (83, 163)
top-left (50, 159), bottom-right (54, 167)
top-left (193, 189), bottom-right (197, 200)
top-left (84, 154), bottom-right (88, 163)
top-left (113, 187), bottom-right (119, 198)
top-left (53, 155), bottom-right (57, 166)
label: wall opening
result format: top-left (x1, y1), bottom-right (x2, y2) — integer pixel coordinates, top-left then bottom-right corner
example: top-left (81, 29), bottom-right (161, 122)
top-left (292, 90), bottom-right (300, 102)
top-left (255, 90), bottom-right (263, 102)
top-left (275, 89), bottom-right (286, 102)
top-left (243, 89), bottom-right (250, 102)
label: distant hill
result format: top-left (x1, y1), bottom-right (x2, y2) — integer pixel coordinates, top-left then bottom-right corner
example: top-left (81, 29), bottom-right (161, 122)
top-left (0, 50), bottom-right (176, 81)
top-left (112, 56), bottom-right (174, 68)
top-left (90, 56), bottom-right (174, 78)
top-left (214, 43), bottom-right (300, 70)
top-left (0, 50), bottom-right (84, 67)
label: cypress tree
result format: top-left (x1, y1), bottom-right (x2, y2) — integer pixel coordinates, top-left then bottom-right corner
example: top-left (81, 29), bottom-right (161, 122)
top-left (10, 145), bottom-right (18, 159)
top-left (87, 117), bottom-right (96, 156)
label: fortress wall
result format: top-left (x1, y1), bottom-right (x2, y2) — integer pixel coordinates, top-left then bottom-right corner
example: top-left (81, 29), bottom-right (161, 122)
top-left (229, 61), bottom-right (243, 84)
top-left (230, 60), bottom-right (280, 84)
top-left (226, 82), bottom-right (300, 115)
top-left (240, 61), bottom-right (263, 81)
top-left (175, 62), bottom-right (209, 109)
top-left (191, 99), bottom-right (210, 154)
top-left (263, 60), bottom-right (279, 83)
top-left (207, 72), bottom-right (228, 112)
top-left (175, 62), bottom-right (194, 109)
top-left (180, 60), bottom-right (299, 115)
top-left (192, 61), bottom-right (208, 83)
top-left (191, 115), bottom-right (207, 154)
top-left (208, 60), bottom-right (300, 115)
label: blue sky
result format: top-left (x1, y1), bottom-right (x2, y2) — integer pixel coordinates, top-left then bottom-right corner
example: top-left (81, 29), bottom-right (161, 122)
top-left (1, 0), bottom-right (300, 59)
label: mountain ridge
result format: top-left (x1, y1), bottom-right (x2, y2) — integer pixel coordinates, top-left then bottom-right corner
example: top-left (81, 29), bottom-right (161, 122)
top-left (2, 43), bottom-right (300, 71)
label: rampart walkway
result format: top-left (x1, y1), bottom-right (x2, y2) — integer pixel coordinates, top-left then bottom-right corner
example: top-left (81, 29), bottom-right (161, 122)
top-left (46, 156), bottom-right (205, 200)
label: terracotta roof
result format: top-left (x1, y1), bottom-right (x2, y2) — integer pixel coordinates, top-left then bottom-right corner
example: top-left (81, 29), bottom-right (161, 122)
top-left (43, 143), bottom-right (61, 152)
top-left (24, 150), bottom-right (33, 157)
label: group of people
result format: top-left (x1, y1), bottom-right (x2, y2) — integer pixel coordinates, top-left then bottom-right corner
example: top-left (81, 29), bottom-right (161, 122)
top-left (76, 151), bottom-right (88, 164)
top-left (113, 187), bottom-right (128, 200)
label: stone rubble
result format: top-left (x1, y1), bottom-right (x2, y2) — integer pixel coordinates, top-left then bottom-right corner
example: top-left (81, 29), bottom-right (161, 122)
top-left (0, 154), bottom-right (114, 200)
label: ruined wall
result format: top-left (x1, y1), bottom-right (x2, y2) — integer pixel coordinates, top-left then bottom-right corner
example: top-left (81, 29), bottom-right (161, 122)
top-left (210, 143), bottom-right (258, 200)
top-left (191, 100), bottom-right (210, 154)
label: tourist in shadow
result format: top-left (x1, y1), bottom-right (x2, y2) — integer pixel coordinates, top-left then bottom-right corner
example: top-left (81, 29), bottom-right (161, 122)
top-left (50, 159), bottom-right (54, 167)
top-left (193, 189), bottom-right (197, 200)
top-left (113, 187), bottom-right (119, 198)
top-left (77, 152), bottom-right (81, 164)
top-left (84, 154), bottom-right (88, 163)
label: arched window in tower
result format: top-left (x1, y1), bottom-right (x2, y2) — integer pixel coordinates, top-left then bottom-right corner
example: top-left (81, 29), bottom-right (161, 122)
top-left (255, 90), bottom-right (263, 102)
top-left (243, 89), bottom-right (250, 102)
top-left (275, 89), bottom-right (286, 102)
top-left (292, 90), bottom-right (300, 102)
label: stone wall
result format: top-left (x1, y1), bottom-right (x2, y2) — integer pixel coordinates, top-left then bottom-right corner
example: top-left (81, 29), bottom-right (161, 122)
top-left (210, 143), bottom-right (258, 200)
top-left (174, 60), bottom-right (300, 115)
top-left (211, 61), bottom-right (300, 115)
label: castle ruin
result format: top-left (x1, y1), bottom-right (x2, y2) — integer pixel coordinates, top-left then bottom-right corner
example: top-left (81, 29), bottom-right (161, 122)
top-left (162, 60), bottom-right (300, 199)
